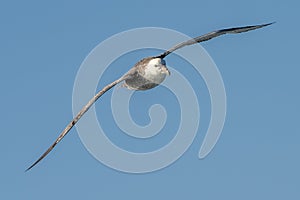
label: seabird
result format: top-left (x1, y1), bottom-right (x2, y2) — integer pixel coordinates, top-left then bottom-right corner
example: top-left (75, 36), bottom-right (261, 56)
top-left (26, 22), bottom-right (273, 171)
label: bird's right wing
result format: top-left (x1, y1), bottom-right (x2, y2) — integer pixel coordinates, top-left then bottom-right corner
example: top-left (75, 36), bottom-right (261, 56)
top-left (26, 76), bottom-right (126, 171)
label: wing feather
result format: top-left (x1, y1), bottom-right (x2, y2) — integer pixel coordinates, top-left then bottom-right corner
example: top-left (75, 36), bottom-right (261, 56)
top-left (157, 22), bottom-right (274, 59)
top-left (26, 77), bottom-right (125, 171)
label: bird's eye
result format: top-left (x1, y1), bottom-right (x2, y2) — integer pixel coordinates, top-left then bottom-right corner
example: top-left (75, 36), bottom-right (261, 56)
top-left (161, 60), bottom-right (166, 65)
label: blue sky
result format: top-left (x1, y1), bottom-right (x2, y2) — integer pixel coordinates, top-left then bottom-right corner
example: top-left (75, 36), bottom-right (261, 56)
top-left (1, 0), bottom-right (299, 199)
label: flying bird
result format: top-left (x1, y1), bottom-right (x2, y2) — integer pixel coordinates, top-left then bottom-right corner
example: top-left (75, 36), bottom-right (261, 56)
top-left (26, 22), bottom-right (273, 171)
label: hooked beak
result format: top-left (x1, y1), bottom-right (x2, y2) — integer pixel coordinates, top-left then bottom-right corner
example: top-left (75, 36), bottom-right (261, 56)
top-left (162, 67), bottom-right (170, 76)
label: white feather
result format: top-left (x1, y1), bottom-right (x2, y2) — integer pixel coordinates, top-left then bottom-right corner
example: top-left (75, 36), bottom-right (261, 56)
top-left (144, 58), bottom-right (168, 84)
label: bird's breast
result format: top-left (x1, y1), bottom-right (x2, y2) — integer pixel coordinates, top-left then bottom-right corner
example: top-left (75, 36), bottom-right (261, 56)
top-left (143, 65), bottom-right (167, 85)
top-left (123, 65), bottom-right (168, 91)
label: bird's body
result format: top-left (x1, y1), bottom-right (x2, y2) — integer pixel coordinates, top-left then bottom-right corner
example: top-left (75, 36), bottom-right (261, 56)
top-left (26, 22), bottom-right (274, 171)
top-left (123, 57), bottom-right (170, 90)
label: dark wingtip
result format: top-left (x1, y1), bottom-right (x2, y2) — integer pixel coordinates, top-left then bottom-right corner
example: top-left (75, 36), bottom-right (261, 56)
top-left (263, 22), bottom-right (276, 27)
top-left (255, 22), bottom-right (275, 31)
top-left (25, 167), bottom-right (31, 172)
top-left (25, 145), bottom-right (55, 172)
top-left (25, 161), bottom-right (38, 172)
top-left (25, 164), bottom-right (32, 172)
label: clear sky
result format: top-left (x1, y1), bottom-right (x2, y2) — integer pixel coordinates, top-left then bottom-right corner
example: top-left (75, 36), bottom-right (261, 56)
top-left (1, 0), bottom-right (299, 199)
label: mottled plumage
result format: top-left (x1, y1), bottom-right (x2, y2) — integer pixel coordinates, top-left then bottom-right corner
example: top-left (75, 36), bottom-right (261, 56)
top-left (123, 57), bottom-right (170, 90)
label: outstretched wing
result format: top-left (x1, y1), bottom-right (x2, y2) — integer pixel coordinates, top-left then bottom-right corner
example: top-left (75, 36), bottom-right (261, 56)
top-left (26, 77), bottom-right (126, 171)
top-left (157, 22), bottom-right (274, 59)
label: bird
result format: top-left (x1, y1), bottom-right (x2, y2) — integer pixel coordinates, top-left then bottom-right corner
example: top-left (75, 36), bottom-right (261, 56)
top-left (26, 22), bottom-right (274, 171)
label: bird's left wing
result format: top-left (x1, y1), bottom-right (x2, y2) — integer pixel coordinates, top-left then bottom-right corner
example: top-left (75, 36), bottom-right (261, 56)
top-left (157, 22), bottom-right (274, 59)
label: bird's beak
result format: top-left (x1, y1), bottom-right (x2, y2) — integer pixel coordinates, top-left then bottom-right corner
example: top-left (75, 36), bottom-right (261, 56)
top-left (163, 67), bottom-right (171, 76)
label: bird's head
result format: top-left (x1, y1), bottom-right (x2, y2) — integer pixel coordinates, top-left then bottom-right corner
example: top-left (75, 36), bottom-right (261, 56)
top-left (146, 57), bottom-right (170, 76)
